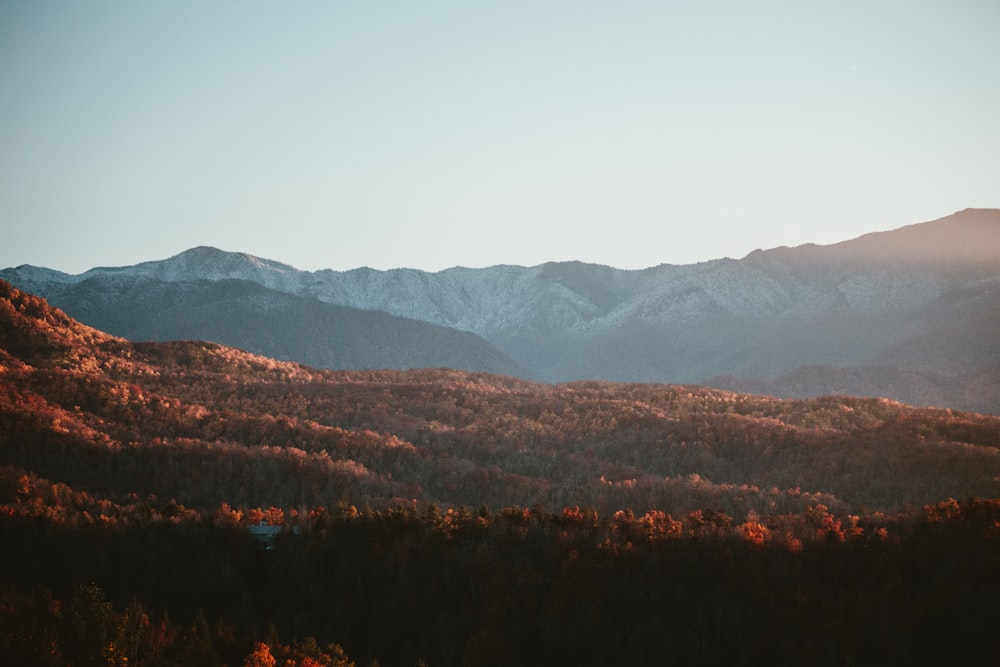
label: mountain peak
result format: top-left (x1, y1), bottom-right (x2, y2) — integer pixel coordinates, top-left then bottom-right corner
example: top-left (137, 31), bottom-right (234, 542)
top-left (739, 209), bottom-right (1000, 268)
top-left (74, 246), bottom-right (303, 285)
top-left (164, 246), bottom-right (299, 274)
top-left (832, 208), bottom-right (1000, 265)
top-left (175, 245), bottom-right (231, 259)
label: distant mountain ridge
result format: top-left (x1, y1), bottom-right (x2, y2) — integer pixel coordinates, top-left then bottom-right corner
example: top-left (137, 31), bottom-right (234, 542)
top-left (25, 276), bottom-right (526, 376)
top-left (4, 208), bottom-right (999, 412)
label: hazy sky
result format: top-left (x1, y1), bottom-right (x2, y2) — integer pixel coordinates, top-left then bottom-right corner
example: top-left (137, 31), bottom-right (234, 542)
top-left (2, 1), bottom-right (998, 274)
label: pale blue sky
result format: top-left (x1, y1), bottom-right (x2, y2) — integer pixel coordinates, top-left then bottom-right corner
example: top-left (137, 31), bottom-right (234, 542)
top-left (2, 1), bottom-right (998, 273)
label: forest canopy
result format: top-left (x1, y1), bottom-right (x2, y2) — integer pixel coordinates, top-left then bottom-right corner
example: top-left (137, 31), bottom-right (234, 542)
top-left (3, 279), bottom-right (1000, 665)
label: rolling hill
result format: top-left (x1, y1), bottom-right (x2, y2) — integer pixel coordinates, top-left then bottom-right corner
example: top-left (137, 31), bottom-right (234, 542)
top-left (3, 278), bottom-right (999, 516)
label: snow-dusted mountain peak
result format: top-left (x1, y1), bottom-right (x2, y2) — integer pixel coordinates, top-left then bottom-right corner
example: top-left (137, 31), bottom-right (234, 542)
top-left (132, 246), bottom-right (299, 280)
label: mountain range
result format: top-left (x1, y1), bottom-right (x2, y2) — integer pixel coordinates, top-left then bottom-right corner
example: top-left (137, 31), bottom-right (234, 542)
top-left (4, 208), bottom-right (999, 413)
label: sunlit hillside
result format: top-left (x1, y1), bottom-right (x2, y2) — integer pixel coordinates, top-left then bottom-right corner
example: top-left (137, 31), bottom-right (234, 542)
top-left (3, 279), bottom-right (999, 518)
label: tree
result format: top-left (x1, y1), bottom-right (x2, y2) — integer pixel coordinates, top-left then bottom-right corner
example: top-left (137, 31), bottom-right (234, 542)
top-left (59, 584), bottom-right (117, 667)
top-left (244, 641), bottom-right (276, 667)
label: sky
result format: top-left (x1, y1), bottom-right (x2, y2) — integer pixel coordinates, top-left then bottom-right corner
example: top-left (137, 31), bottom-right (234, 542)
top-left (1, 1), bottom-right (998, 274)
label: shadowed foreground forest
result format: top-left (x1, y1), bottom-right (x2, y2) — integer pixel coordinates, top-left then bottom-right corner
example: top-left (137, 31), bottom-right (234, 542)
top-left (3, 280), bottom-right (1000, 665)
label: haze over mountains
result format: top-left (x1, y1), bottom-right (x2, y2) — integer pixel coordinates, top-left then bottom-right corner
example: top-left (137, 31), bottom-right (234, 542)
top-left (5, 208), bottom-right (999, 413)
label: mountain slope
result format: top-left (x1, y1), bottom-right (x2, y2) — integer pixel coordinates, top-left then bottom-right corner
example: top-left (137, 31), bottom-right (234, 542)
top-left (3, 274), bottom-right (524, 376)
top-left (707, 364), bottom-right (1000, 416)
top-left (4, 208), bottom-right (998, 411)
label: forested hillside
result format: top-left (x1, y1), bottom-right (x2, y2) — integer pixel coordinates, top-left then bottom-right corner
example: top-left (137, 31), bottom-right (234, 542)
top-left (0, 274), bottom-right (525, 377)
top-left (4, 279), bottom-right (999, 516)
top-left (3, 279), bottom-right (1000, 665)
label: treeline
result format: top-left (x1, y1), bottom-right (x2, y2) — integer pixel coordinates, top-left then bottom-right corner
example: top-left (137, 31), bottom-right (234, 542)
top-left (0, 582), bottom-right (356, 667)
top-left (2, 495), bottom-right (1000, 666)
